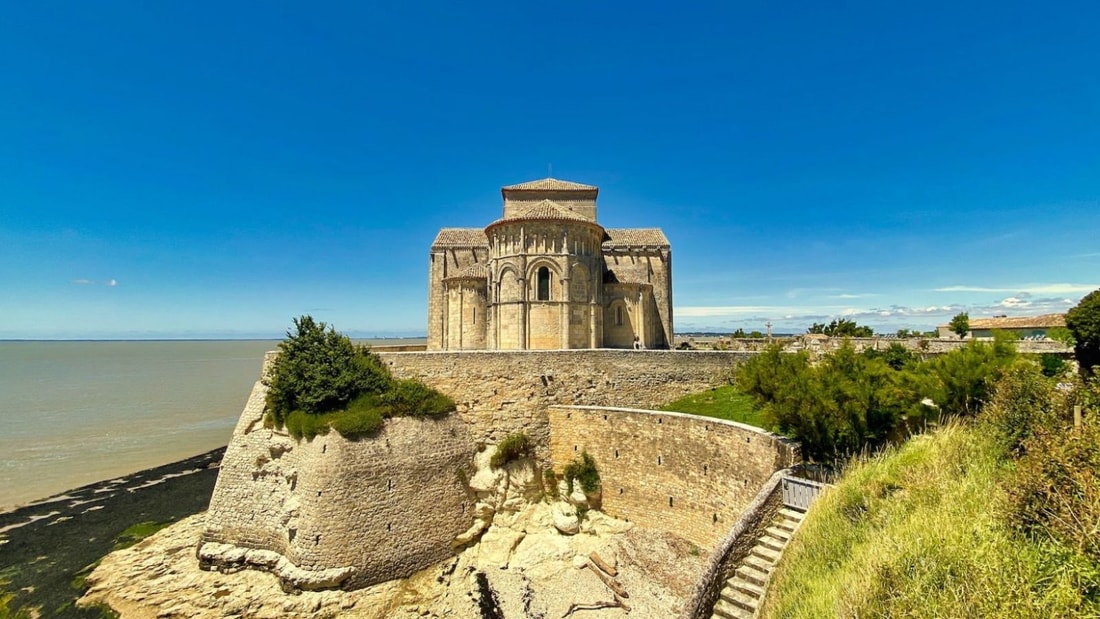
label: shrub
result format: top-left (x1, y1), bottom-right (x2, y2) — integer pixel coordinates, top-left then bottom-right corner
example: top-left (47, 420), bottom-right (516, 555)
top-left (980, 363), bottom-right (1060, 456)
top-left (737, 343), bottom-right (916, 460)
top-left (1005, 416), bottom-right (1100, 564)
top-left (563, 451), bottom-right (600, 494)
top-left (283, 409), bottom-right (333, 440)
top-left (381, 379), bottom-right (455, 417)
top-left (328, 395), bottom-right (385, 437)
top-left (918, 335), bottom-right (1017, 418)
top-left (266, 315), bottom-right (392, 423)
top-left (1040, 353), bottom-right (1068, 377)
top-left (490, 433), bottom-right (532, 468)
top-left (1066, 288), bottom-right (1100, 376)
top-left (265, 315), bottom-right (454, 440)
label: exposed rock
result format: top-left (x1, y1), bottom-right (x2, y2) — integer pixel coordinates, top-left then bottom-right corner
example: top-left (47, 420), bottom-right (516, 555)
top-left (551, 502), bottom-right (580, 535)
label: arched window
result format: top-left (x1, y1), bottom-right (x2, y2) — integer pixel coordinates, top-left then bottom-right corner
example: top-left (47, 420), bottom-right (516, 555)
top-left (536, 267), bottom-right (551, 301)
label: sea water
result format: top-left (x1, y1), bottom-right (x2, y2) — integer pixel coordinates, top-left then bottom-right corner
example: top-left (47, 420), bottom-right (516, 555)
top-left (0, 339), bottom-right (421, 510)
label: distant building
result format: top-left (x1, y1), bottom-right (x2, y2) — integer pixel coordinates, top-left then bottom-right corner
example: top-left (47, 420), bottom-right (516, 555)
top-left (428, 178), bottom-right (673, 350)
top-left (936, 313), bottom-right (1066, 339)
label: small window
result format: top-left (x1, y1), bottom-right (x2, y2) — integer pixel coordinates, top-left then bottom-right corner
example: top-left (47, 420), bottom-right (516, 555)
top-left (537, 267), bottom-right (551, 301)
top-left (472, 307), bottom-right (476, 324)
top-left (615, 306), bottom-right (624, 326)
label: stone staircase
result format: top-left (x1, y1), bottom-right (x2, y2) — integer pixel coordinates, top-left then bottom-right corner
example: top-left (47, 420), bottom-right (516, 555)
top-left (710, 507), bottom-right (806, 619)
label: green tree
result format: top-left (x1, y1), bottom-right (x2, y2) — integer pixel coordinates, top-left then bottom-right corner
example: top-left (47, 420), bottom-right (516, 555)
top-left (265, 315), bottom-right (393, 423)
top-left (918, 334), bottom-right (1017, 417)
top-left (732, 328), bottom-right (747, 338)
top-left (1066, 288), bottom-right (1100, 377)
top-left (864, 342), bottom-right (916, 370)
top-left (736, 343), bottom-right (914, 460)
top-left (807, 318), bottom-right (873, 337)
top-left (949, 312), bottom-right (970, 339)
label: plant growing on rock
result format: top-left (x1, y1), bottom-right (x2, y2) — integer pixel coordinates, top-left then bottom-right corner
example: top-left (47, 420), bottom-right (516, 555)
top-left (563, 451), bottom-right (600, 495)
top-left (490, 433), bottom-right (532, 468)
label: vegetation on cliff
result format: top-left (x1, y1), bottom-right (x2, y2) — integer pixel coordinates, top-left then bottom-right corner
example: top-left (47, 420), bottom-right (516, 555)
top-left (761, 367), bottom-right (1100, 618)
top-left (265, 316), bottom-right (455, 439)
top-left (489, 433), bottom-right (533, 468)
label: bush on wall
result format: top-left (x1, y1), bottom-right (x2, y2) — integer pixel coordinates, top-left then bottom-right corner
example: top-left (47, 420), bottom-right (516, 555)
top-left (265, 315), bottom-right (455, 439)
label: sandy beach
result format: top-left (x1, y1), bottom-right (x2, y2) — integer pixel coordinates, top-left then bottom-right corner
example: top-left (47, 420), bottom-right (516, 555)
top-left (0, 448), bottom-right (225, 618)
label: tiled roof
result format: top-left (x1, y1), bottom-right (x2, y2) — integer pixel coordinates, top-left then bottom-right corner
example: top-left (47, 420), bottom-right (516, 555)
top-left (604, 265), bottom-right (651, 285)
top-left (502, 178), bottom-right (598, 192)
top-left (965, 313), bottom-right (1066, 330)
top-left (488, 200), bottom-right (593, 226)
top-left (602, 228), bottom-right (670, 247)
top-left (444, 263), bottom-right (489, 281)
top-left (432, 228), bottom-right (488, 247)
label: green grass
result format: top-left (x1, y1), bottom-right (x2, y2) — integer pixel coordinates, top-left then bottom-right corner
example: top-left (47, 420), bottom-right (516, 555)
top-left (760, 422), bottom-right (1100, 619)
top-left (660, 384), bottom-right (766, 428)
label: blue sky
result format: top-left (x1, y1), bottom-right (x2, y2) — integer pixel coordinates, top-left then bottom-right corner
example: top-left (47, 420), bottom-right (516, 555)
top-left (2, 1), bottom-right (1098, 339)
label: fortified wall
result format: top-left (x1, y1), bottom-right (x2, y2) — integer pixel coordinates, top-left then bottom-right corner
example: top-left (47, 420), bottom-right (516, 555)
top-left (377, 349), bottom-right (752, 455)
top-left (201, 349), bottom-right (796, 591)
top-left (200, 363), bottom-right (476, 590)
top-left (548, 406), bottom-right (798, 551)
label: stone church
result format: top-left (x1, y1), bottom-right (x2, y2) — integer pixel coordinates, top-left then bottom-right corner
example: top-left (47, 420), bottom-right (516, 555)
top-left (428, 178), bottom-right (672, 350)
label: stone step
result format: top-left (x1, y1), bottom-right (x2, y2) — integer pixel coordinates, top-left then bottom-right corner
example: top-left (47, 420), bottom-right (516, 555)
top-left (712, 598), bottom-right (753, 619)
top-left (757, 535), bottom-right (785, 553)
top-left (729, 577), bottom-right (765, 598)
top-left (720, 584), bottom-right (760, 612)
top-left (774, 518), bottom-right (798, 533)
top-left (765, 526), bottom-right (792, 542)
top-left (778, 507), bottom-right (806, 521)
top-left (752, 544), bottom-right (781, 563)
top-left (736, 564), bottom-right (769, 587)
top-left (743, 553), bottom-right (774, 573)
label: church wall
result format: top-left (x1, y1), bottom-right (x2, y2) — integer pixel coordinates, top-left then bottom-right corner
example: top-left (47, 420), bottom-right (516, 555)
top-left (528, 303), bottom-right (562, 349)
top-left (445, 281), bottom-right (487, 350)
top-left (603, 288), bottom-right (639, 348)
top-left (428, 246), bottom-right (488, 351)
top-left (495, 302), bottom-right (523, 349)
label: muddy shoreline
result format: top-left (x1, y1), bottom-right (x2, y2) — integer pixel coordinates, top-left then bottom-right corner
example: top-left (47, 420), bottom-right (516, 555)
top-left (0, 447), bottom-right (225, 618)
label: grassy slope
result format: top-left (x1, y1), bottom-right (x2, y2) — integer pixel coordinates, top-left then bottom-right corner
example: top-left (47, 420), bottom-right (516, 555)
top-left (760, 423), bottom-right (1099, 619)
top-left (660, 384), bottom-right (766, 428)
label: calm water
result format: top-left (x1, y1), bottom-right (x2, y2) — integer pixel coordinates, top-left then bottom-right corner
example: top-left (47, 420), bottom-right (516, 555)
top-left (0, 339), bottom-right (422, 510)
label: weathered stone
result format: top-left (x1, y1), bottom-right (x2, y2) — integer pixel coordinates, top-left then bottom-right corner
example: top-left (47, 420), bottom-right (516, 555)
top-left (551, 503), bottom-right (580, 535)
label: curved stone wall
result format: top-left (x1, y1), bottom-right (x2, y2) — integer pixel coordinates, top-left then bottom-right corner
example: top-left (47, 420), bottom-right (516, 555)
top-left (548, 405), bottom-right (799, 551)
top-left (201, 376), bottom-right (476, 590)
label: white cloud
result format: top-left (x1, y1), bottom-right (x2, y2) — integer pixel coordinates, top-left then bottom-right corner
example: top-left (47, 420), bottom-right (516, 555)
top-left (105, 279), bottom-right (118, 287)
top-left (72, 279), bottom-right (94, 285)
top-left (935, 283), bottom-right (1099, 295)
top-left (833, 293), bottom-right (878, 299)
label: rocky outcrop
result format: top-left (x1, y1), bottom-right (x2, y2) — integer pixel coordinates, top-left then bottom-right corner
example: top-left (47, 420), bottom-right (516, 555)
top-left (80, 442), bottom-right (707, 618)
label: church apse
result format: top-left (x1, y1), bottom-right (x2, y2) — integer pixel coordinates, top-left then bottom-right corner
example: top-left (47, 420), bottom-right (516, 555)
top-left (428, 178), bottom-right (672, 350)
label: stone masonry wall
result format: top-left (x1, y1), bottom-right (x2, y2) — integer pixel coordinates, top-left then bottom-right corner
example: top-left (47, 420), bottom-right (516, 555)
top-left (378, 349), bottom-right (752, 463)
top-left (548, 405), bottom-right (800, 552)
top-left (202, 362), bottom-right (476, 590)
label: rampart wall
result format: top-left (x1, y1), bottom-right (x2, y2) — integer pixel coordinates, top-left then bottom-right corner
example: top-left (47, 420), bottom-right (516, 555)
top-left (377, 349), bottom-right (751, 457)
top-left (201, 366), bottom-right (475, 590)
top-left (548, 405), bottom-right (799, 551)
